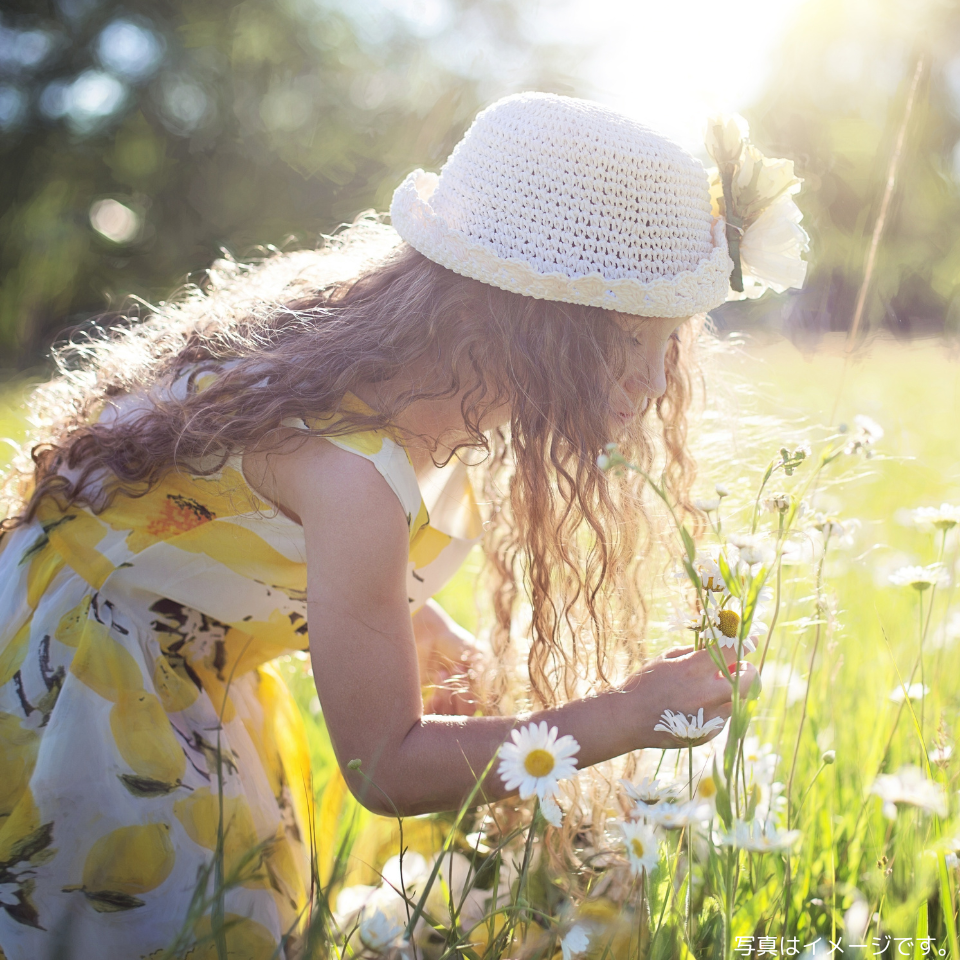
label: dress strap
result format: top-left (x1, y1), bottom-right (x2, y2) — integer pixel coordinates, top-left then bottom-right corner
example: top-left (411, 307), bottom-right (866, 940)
top-left (280, 393), bottom-right (427, 538)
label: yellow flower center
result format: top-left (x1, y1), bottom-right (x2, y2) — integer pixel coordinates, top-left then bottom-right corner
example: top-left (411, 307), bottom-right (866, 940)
top-left (630, 837), bottom-right (646, 858)
top-left (524, 749), bottom-right (555, 778)
top-left (718, 609), bottom-right (741, 638)
top-left (698, 775), bottom-right (717, 799)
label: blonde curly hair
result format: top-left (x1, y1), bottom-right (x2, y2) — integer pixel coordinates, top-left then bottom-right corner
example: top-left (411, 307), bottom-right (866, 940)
top-left (2, 216), bottom-right (703, 714)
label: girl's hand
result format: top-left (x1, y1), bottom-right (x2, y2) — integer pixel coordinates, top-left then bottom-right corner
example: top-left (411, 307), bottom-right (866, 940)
top-left (412, 600), bottom-right (481, 716)
top-left (624, 645), bottom-right (759, 749)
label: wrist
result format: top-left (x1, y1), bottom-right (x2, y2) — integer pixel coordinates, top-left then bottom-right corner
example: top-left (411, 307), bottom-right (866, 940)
top-left (618, 670), bottom-right (659, 751)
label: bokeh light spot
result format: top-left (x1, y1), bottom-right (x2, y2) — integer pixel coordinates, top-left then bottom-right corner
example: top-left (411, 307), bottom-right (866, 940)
top-left (96, 18), bottom-right (165, 83)
top-left (64, 70), bottom-right (127, 131)
top-left (90, 198), bottom-right (140, 243)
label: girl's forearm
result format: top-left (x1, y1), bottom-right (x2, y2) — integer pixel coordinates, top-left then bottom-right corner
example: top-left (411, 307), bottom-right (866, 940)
top-left (344, 684), bottom-right (647, 816)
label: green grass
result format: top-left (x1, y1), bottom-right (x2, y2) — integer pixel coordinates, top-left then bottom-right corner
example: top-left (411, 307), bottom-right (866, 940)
top-left (3, 334), bottom-right (960, 957)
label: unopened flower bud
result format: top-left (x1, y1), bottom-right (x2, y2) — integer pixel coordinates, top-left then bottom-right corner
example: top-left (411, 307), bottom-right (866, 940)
top-left (715, 484), bottom-right (730, 498)
top-left (821, 750), bottom-right (835, 765)
top-left (705, 114), bottom-right (749, 165)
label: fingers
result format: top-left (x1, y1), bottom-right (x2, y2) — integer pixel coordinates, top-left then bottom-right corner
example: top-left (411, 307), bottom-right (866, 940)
top-left (712, 660), bottom-right (760, 698)
top-left (713, 702), bottom-right (732, 721)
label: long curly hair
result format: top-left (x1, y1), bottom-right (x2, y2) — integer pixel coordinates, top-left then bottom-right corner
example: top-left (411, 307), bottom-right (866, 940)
top-left (1, 217), bottom-right (702, 712)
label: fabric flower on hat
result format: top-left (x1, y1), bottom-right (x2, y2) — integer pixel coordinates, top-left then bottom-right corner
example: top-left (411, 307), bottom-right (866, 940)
top-left (705, 112), bottom-right (809, 300)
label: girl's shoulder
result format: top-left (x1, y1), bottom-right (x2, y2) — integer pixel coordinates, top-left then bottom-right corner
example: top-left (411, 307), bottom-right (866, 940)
top-left (280, 392), bottom-right (425, 535)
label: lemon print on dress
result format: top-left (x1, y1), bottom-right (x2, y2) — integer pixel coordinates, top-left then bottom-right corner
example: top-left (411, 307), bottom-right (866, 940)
top-left (192, 912), bottom-right (279, 960)
top-left (69, 618), bottom-right (144, 701)
top-left (173, 788), bottom-right (265, 885)
top-left (261, 831), bottom-right (307, 928)
top-left (110, 691), bottom-right (186, 790)
top-left (153, 653), bottom-right (200, 713)
top-left (25, 543), bottom-right (65, 609)
top-left (0, 713), bottom-right (39, 821)
top-left (33, 503), bottom-right (114, 589)
top-left (0, 788), bottom-right (53, 869)
top-left (54, 596), bottom-right (93, 648)
top-left (0, 620), bottom-right (31, 688)
top-left (64, 823), bottom-right (175, 912)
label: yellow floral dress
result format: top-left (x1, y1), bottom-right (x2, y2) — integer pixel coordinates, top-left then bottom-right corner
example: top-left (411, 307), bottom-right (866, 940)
top-left (0, 380), bottom-right (481, 960)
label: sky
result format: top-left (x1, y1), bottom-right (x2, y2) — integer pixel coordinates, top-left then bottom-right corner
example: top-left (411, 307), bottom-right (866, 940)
top-left (535, 0), bottom-right (809, 156)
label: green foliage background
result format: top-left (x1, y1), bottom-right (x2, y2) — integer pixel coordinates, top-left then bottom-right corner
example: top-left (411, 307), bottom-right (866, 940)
top-left (0, 0), bottom-right (582, 366)
top-left (7, 0), bottom-right (960, 359)
top-left (721, 0), bottom-right (960, 343)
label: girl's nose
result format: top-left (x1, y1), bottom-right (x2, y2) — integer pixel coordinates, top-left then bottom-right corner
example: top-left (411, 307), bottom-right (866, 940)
top-left (625, 352), bottom-right (667, 400)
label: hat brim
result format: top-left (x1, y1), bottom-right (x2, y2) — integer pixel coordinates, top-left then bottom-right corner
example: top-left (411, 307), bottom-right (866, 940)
top-left (390, 170), bottom-right (734, 318)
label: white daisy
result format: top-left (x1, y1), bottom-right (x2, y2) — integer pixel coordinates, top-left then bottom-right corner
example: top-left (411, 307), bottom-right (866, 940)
top-left (716, 818), bottom-right (801, 853)
top-left (844, 414), bottom-right (884, 455)
top-left (780, 533), bottom-right (822, 566)
top-left (888, 564), bottom-right (948, 592)
top-left (728, 534), bottom-right (774, 568)
top-left (854, 414), bottom-right (884, 442)
top-left (380, 853), bottom-right (428, 901)
top-left (888, 682), bottom-right (929, 703)
top-left (871, 766), bottom-right (947, 819)
top-left (810, 514), bottom-right (860, 548)
top-left (931, 743), bottom-right (953, 764)
top-left (498, 721), bottom-right (580, 802)
top-left (620, 820), bottom-right (660, 875)
top-left (560, 924), bottom-right (591, 960)
top-left (702, 595), bottom-right (766, 653)
top-left (635, 798), bottom-right (714, 829)
top-left (696, 551), bottom-right (727, 593)
top-left (654, 708), bottom-right (726, 743)
top-left (741, 737), bottom-right (780, 787)
top-left (691, 769), bottom-right (722, 815)
top-left (913, 504), bottom-right (960, 532)
top-left (694, 497), bottom-right (721, 513)
top-left (540, 794), bottom-right (563, 828)
top-left (358, 888), bottom-right (409, 952)
top-left (619, 776), bottom-right (681, 806)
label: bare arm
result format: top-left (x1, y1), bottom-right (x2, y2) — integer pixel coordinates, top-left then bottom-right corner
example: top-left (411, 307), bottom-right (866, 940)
top-left (245, 433), bottom-right (757, 817)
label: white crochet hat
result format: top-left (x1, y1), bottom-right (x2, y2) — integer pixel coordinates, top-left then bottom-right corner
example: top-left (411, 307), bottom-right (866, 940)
top-left (390, 92), bottom-right (733, 318)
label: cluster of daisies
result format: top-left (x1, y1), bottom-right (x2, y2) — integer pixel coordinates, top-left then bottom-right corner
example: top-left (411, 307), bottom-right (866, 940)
top-left (885, 502), bottom-right (960, 594)
top-left (332, 722), bottom-right (797, 958)
top-left (498, 720), bottom-right (799, 853)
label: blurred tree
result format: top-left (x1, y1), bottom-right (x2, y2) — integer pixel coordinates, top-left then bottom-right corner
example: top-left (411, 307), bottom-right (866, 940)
top-left (0, 0), bottom-right (584, 367)
top-left (726, 0), bottom-right (960, 345)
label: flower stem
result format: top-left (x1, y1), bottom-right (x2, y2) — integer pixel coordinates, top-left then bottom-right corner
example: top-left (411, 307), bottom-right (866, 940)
top-left (724, 847), bottom-right (735, 960)
top-left (687, 746), bottom-right (694, 945)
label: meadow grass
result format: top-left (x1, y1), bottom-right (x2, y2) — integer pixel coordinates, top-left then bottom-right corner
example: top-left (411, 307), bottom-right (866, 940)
top-left (3, 333), bottom-right (960, 959)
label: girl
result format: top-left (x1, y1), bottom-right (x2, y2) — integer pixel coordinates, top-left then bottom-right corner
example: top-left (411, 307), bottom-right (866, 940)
top-left (0, 92), bottom-right (757, 959)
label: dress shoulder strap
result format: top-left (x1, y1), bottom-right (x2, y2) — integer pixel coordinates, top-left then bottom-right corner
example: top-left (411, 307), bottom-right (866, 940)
top-left (280, 394), bottom-right (427, 537)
